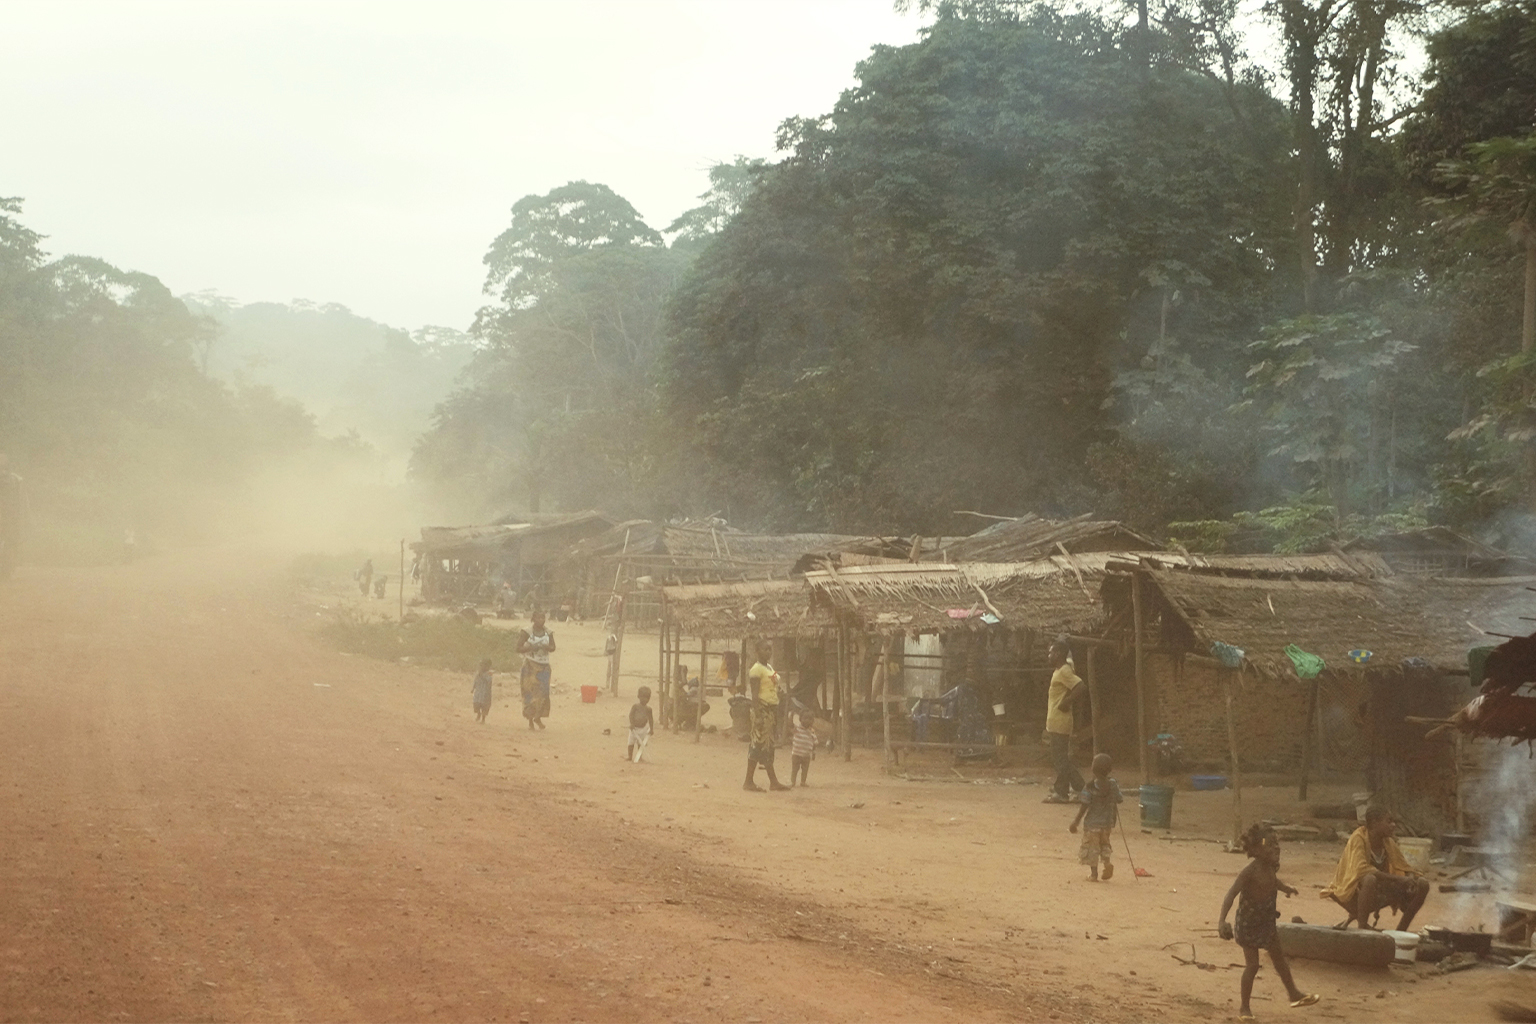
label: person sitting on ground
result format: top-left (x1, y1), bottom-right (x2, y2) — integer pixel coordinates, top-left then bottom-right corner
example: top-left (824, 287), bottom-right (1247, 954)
top-left (628, 686), bottom-right (654, 762)
top-left (1320, 805), bottom-right (1429, 931)
top-left (1068, 753), bottom-right (1122, 881)
top-left (790, 711), bottom-right (816, 787)
top-left (471, 658), bottom-right (493, 723)
top-left (1219, 823), bottom-right (1320, 1022)
top-left (1042, 637), bottom-right (1084, 803)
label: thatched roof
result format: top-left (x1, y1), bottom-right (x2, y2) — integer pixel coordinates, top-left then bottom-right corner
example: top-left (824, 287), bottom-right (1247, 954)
top-left (414, 510), bottom-right (613, 558)
top-left (657, 579), bottom-right (833, 639)
top-left (568, 521), bottom-right (908, 583)
top-left (1139, 551), bottom-right (1393, 579)
top-left (1110, 569), bottom-right (1536, 677)
top-left (805, 559), bottom-right (1110, 635)
top-left (936, 513), bottom-right (1161, 563)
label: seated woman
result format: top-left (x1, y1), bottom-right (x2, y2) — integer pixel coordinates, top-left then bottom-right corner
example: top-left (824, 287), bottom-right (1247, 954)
top-left (1320, 806), bottom-right (1429, 931)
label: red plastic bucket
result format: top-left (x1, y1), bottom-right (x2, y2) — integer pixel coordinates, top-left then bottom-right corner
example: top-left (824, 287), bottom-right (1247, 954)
top-left (580, 685), bottom-right (598, 703)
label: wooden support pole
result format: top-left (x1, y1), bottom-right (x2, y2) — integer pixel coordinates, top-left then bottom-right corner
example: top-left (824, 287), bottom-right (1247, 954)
top-left (845, 630), bottom-right (855, 761)
top-left (1298, 679), bottom-right (1320, 801)
top-left (398, 539), bottom-right (405, 621)
top-left (1133, 573), bottom-right (1150, 786)
top-left (832, 626), bottom-right (843, 754)
top-left (1086, 646), bottom-right (1100, 759)
top-left (879, 637), bottom-right (893, 766)
top-left (658, 596), bottom-right (669, 724)
top-left (605, 595), bottom-right (617, 700)
top-left (696, 636), bottom-right (707, 744)
top-left (1225, 671), bottom-right (1243, 849)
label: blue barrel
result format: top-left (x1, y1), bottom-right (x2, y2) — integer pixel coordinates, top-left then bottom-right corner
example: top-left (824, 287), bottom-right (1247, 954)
top-left (1140, 784), bottom-right (1174, 829)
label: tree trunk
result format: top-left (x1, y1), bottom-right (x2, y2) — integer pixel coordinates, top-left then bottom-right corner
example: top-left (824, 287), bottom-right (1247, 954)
top-left (1524, 221), bottom-right (1535, 354)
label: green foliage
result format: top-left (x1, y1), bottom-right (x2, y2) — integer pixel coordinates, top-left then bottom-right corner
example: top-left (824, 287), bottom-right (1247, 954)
top-left (414, 183), bottom-right (687, 517)
top-left (183, 297), bottom-right (476, 470)
top-left (1432, 133), bottom-right (1536, 236)
top-left (477, 181), bottom-right (663, 324)
top-left (1168, 500), bottom-right (1428, 554)
top-left (666, 157), bottom-right (769, 244)
top-left (1236, 313), bottom-right (1416, 511)
top-left (317, 609), bottom-right (525, 674)
top-left (0, 201), bottom-right (377, 563)
top-left (663, 8), bottom-right (1291, 531)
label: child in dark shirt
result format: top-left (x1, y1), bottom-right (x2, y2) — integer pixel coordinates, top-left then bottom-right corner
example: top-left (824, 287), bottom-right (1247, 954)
top-left (1069, 753), bottom-right (1122, 881)
top-left (1218, 823), bottom-right (1320, 1022)
top-left (628, 686), bottom-right (654, 762)
top-left (471, 658), bottom-right (493, 723)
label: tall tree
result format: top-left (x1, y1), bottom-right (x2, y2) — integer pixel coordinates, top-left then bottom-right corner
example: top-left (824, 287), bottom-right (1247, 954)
top-left (415, 183), bottom-right (682, 516)
top-left (665, 7), bottom-right (1292, 532)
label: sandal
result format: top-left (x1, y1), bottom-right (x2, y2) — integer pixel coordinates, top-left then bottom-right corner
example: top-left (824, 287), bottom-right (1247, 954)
top-left (1290, 994), bottom-right (1320, 1008)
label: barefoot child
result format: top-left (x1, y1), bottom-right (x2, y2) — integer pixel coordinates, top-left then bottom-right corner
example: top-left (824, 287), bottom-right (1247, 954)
top-left (1219, 823), bottom-right (1320, 1022)
top-left (790, 710), bottom-right (816, 786)
top-left (471, 658), bottom-right (493, 723)
top-left (628, 686), bottom-right (654, 762)
top-left (1069, 753), bottom-right (1122, 880)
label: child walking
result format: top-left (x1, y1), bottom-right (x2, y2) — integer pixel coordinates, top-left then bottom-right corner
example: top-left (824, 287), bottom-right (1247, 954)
top-left (1069, 753), bottom-right (1122, 880)
top-left (790, 711), bottom-right (816, 786)
top-left (1218, 823), bottom-right (1320, 1022)
top-left (471, 659), bottom-right (493, 723)
top-left (628, 686), bottom-right (654, 762)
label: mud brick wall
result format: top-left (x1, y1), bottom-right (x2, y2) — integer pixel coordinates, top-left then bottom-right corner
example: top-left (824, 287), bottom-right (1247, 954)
top-left (1145, 654), bottom-right (1314, 773)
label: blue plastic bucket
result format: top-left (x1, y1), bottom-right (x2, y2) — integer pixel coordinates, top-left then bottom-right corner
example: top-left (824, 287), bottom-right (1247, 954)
top-left (1140, 784), bottom-right (1175, 829)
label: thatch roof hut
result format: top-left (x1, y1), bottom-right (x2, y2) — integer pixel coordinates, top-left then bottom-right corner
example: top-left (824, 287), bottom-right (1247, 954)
top-left (411, 510), bottom-right (615, 604)
top-left (936, 513), bottom-right (1161, 563)
top-left (657, 578), bottom-right (832, 640)
top-left (803, 559), bottom-right (1110, 636)
top-left (1104, 568), bottom-right (1534, 677)
top-left (1095, 560), bottom-right (1532, 833)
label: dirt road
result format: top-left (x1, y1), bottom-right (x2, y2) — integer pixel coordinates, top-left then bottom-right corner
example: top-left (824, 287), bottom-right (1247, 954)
top-left (1, 551), bottom-right (1531, 1022)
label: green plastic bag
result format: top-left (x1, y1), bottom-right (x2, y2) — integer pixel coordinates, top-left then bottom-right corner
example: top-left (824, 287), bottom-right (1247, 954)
top-left (1285, 644), bottom-right (1325, 679)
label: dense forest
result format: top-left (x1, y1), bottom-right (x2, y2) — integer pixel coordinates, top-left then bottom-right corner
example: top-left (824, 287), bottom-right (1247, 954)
top-left (0, 200), bottom-right (418, 561)
top-left (414, 0), bottom-right (1536, 552)
top-left (5, 1), bottom-right (1536, 563)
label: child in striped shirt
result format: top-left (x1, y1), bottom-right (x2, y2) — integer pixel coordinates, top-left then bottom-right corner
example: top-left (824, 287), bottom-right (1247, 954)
top-left (790, 711), bottom-right (817, 787)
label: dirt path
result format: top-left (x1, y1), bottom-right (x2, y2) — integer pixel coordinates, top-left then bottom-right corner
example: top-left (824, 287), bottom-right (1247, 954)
top-left (1, 550), bottom-right (1531, 1023)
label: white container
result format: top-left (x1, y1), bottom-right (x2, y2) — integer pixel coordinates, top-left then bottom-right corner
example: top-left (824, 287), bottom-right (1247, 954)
top-left (1354, 791), bottom-right (1373, 822)
top-left (1398, 837), bottom-right (1432, 873)
top-left (992, 703), bottom-right (1006, 717)
top-left (1383, 930), bottom-right (1419, 963)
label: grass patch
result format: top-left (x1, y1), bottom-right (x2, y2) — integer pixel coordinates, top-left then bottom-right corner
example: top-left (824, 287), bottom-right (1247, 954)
top-left (318, 608), bottom-right (524, 674)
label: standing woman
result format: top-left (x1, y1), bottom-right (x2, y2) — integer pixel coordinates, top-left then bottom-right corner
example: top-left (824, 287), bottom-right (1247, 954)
top-left (519, 611), bottom-right (556, 730)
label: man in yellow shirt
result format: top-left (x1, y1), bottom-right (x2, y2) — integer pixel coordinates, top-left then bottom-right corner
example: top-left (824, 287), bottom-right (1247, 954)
top-left (744, 642), bottom-right (789, 792)
top-left (1321, 806), bottom-right (1429, 930)
top-left (1043, 638), bottom-right (1085, 803)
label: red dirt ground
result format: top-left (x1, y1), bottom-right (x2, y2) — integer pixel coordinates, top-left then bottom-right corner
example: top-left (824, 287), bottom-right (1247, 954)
top-left (2, 548), bottom-right (1533, 1023)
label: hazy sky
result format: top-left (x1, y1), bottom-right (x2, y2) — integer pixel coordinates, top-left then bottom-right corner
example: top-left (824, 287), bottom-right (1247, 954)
top-left (3, 1), bottom-right (926, 330)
